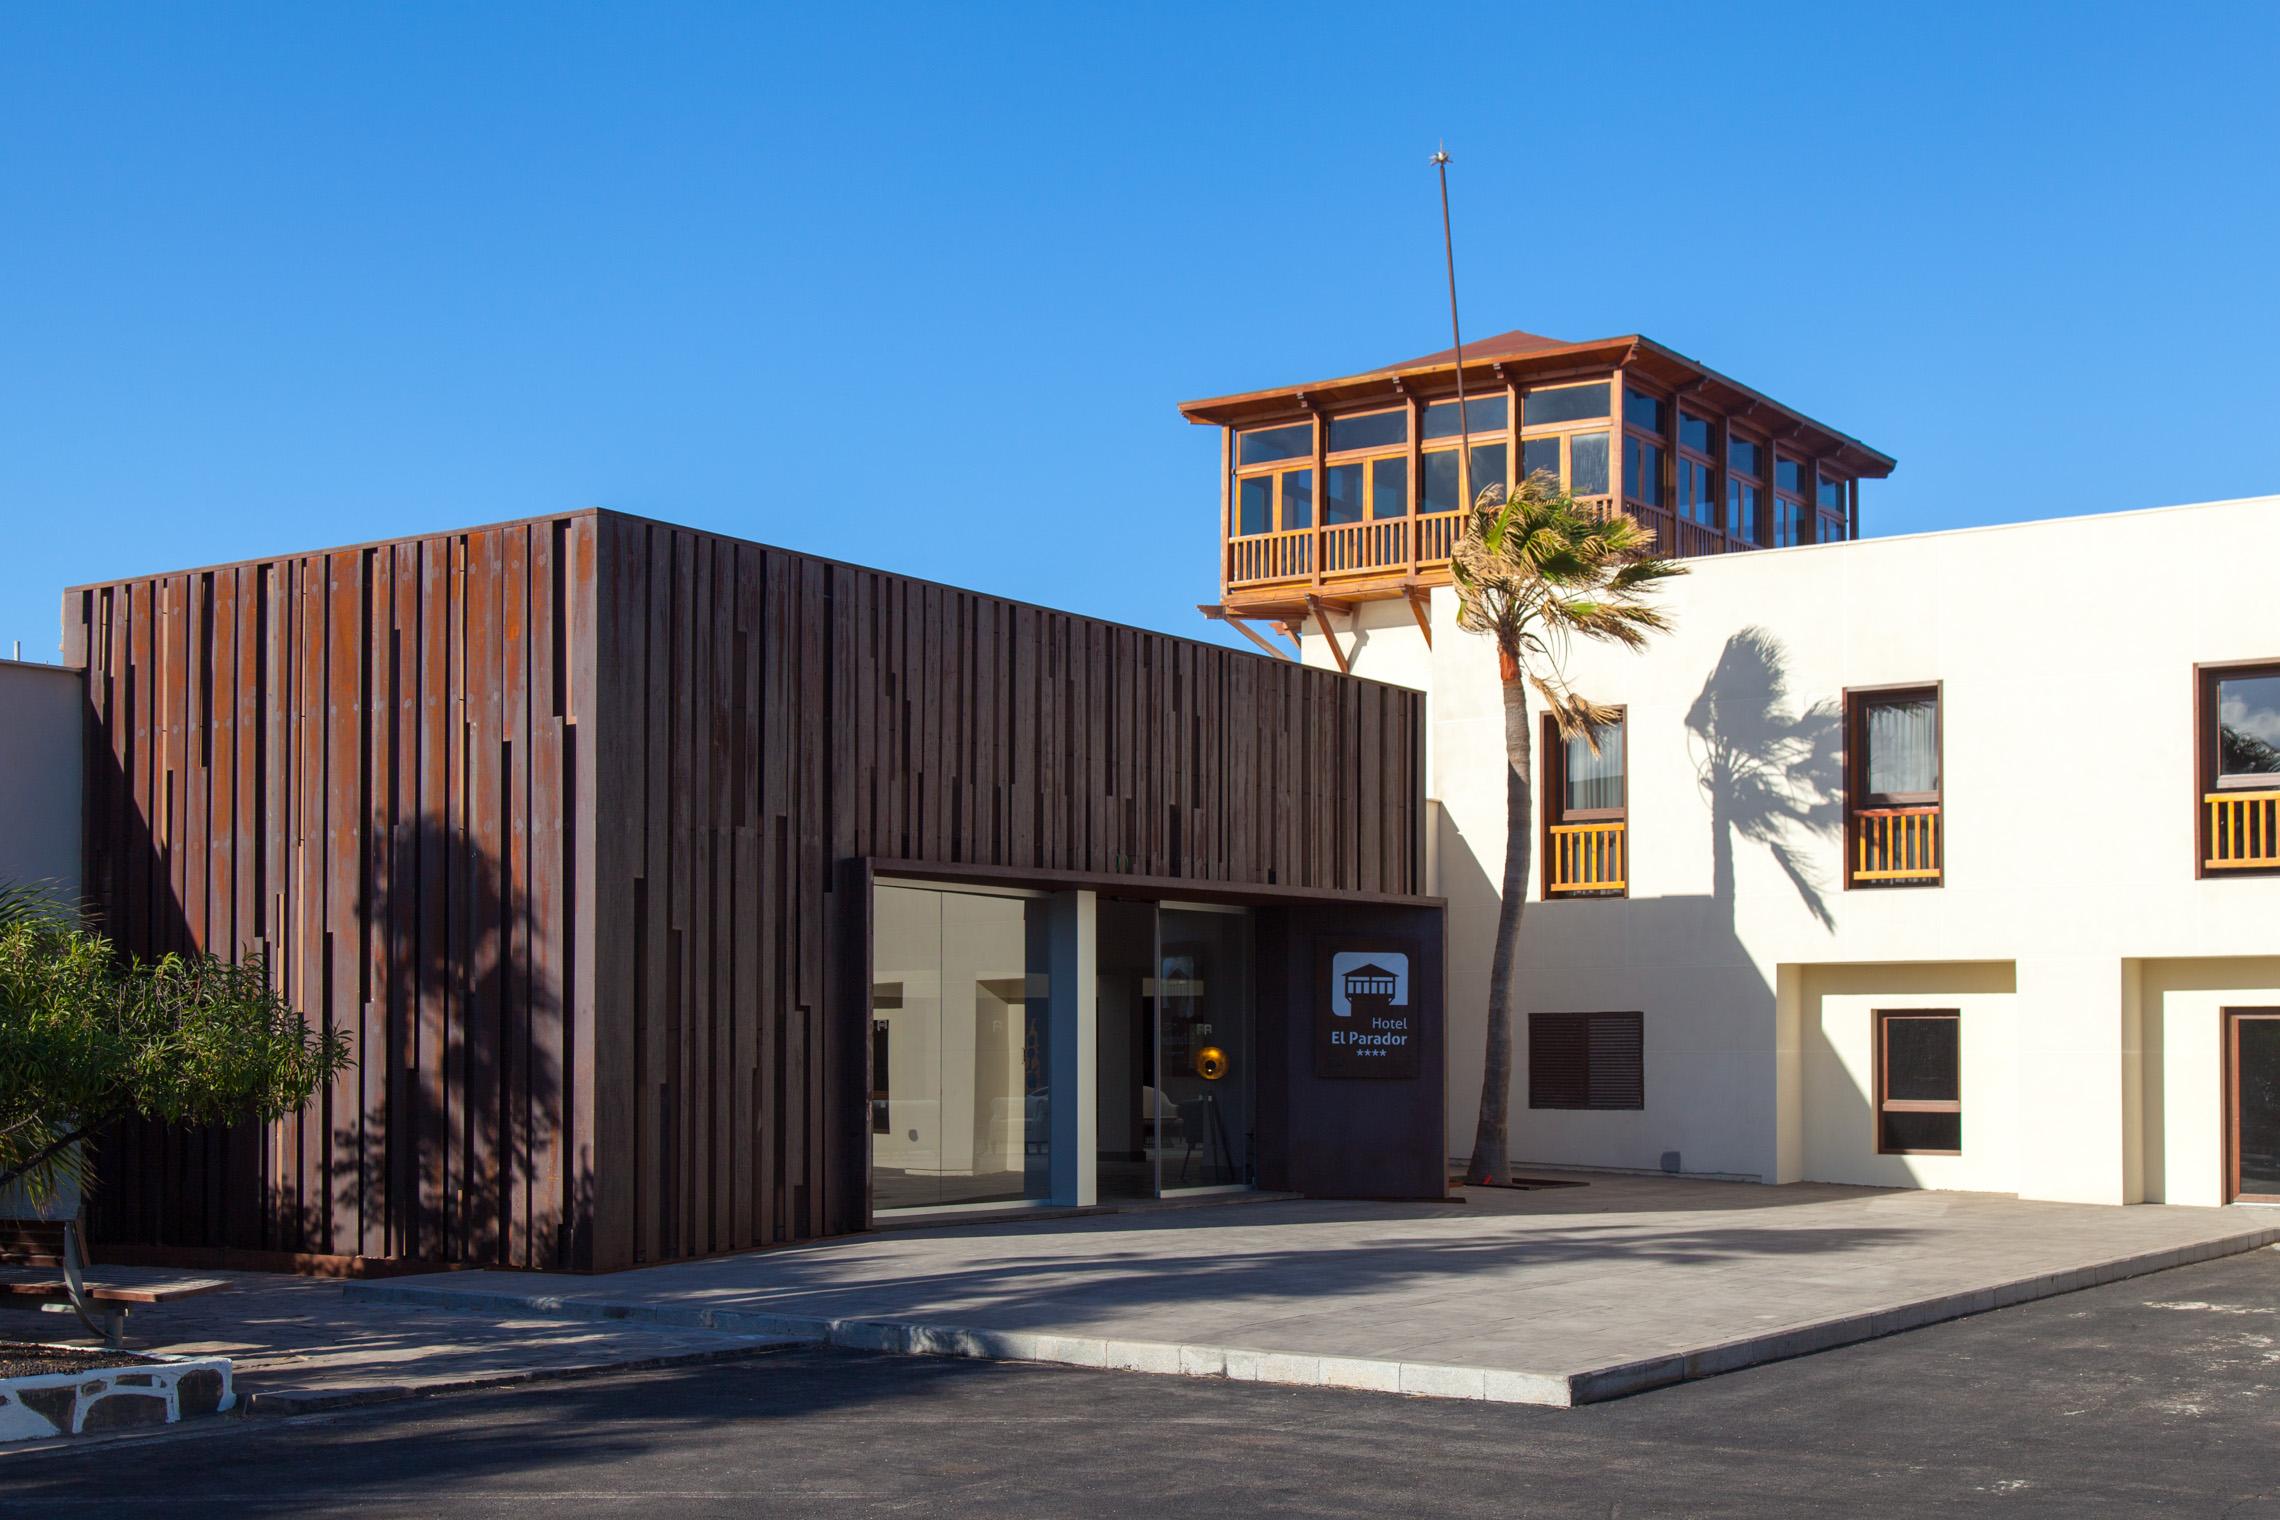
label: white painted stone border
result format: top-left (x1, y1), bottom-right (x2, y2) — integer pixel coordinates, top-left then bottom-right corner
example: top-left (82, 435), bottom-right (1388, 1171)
top-left (0, 1348), bottom-right (235, 1440)
top-left (350, 1225), bottom-right (2280, 1407)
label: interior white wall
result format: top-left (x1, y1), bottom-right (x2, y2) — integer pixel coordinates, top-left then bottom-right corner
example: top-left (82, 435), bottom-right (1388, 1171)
top-left (1301, 494), bottom-right (2280, 1202)
top-left (0, 660), bottom-right (81, 902)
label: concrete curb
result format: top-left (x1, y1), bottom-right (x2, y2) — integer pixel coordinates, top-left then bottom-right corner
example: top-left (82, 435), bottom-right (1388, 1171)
top-left (241, 1338), bottom-right (799, 1417)
top-left (348, 1224), bottom-right (2280, 1407)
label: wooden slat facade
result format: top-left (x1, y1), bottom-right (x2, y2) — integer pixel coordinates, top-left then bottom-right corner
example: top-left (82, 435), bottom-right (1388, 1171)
top-left (63, 508), bottom-right (1426, 1272)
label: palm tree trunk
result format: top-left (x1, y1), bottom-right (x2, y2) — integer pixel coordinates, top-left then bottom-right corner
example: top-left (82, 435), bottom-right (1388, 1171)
top-left (1464, 657), bottom-right (1532, 1185)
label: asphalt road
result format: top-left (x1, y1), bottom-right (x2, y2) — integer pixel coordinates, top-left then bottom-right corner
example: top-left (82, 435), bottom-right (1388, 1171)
top-left (6, 1246), bottom-right (2278, 1517)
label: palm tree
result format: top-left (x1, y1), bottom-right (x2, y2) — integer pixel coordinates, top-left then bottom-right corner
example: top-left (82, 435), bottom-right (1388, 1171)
top-left (1451, 471), bottom-right (1683, 1185)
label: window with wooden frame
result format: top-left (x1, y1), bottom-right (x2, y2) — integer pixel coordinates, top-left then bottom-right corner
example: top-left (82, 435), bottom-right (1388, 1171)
top-left (1421, 395), bottom-right (1509, 514)
top-left (1622, 387), bottom-right (1667, 512)
top-left (1816, 471), bottom-right (1851, 544)
top-left (1726, 434), bottom-right (1766, 546)
top-left (1519, 429), bottom-right (1612, 500)
top-left (1323, 407), bottom-right (1411, 526)
top-left (1875, 1010), bottom-right (1961, 1154)
top-left (1529, 1011), bottom-right (1644, 1109)
top-left (2197, 660), bottom-right (2280, 874)
top-left (1772, 456), bottom-right (1809, 547)
top-left (1519, 381), bottom-right (1613, 504)
top-left (1846, 685), bottom-right (1943, 887)
top-left (1676, 411), bottom-right (1719, 530)
top-left (1543, 710), bottom-right (1626, 897)
top-left (1232, 420), bottom-right (1316, 536)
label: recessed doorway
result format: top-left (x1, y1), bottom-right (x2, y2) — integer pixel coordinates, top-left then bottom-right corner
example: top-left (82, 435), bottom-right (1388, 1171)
top-left (2225, 1009), bottom-right (2280, 1204)
top-left (1096, 899), bottom-right (1255, 1200)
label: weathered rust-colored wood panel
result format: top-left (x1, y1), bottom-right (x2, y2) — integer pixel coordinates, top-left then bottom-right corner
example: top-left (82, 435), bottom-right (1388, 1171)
top-left (72, 517), bottom-right (602, 1270)
top-left (587, 509), bottom-right (1427, 1257)
top-left (72, 506), bottom-right (1423, 1270)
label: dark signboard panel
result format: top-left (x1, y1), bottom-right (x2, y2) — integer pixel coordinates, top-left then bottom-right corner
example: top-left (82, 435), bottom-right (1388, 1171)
top-left (1315, 940), bottom-right (1421, 1080)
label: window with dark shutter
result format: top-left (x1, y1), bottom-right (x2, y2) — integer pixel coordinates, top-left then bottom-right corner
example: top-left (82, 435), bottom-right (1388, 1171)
top-left (1528, 1012), bottom-right (1644, 1109)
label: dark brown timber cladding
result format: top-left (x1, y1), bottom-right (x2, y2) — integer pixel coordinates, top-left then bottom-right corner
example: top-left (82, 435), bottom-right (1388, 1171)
top-left (64, 508), bottom-right (1425, 1272)
top-left (63, 517), bottom-right (601, 1270)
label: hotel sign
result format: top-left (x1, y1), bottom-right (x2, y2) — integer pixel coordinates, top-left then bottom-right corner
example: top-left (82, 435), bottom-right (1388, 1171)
top-left (1317, 943), bottom-right (1418, 1080)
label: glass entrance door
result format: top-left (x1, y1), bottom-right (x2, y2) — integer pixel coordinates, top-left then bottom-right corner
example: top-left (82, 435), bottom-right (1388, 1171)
top-left (2228, 1010), bottom-right (2280, 1204)
top-left (870, 884), bottom-right (1051, 1211)
top-left (1153, 906), bottom-right (1254, 1192)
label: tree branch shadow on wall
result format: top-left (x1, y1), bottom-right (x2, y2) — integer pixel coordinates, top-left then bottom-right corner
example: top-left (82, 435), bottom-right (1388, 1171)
top-left (327, 817), bottom-right (579, 1270)
top-left (1434, 626), bottom-right (1850, 1178)
top-left (1685, 626), bottom-right (1843, 932)
top-left (78, 728), bottom-right (582, 1268)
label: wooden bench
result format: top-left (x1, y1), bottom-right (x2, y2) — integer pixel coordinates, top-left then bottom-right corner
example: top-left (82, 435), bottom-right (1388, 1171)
top-left (0, 1217), bottom-right (228, 1349)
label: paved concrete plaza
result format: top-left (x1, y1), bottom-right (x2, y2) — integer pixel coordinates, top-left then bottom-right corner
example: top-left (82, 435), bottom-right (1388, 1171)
top-left (353, 1174), bottom-right (2280, 1404)
top-left (19, 1250), bottom-right (2280, 1514)
top-left (11, 1270), bottom-right (794, 1418)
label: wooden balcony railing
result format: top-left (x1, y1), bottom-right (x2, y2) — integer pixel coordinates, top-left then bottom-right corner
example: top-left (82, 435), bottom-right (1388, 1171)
top-left (2205, 789), bottom-right (2280, 870)
top-left (1672, 516), bottom-right (1723, 560)
top-left (1320, 518), bottom-right (1409, 577)
top-left (1547, 820), bottom-right (1627, 895)
top-left (1226, 527), bottom-right (1313, 587)
top-left (1852, 805), bottom-right (1942, 885)
top-left (1415, 510), bottom-right (1464, 565)
top-left (1222, 494), bottom-right (1766, 596)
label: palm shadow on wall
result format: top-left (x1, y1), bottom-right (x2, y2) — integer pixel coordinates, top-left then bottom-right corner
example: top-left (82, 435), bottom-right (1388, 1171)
top-left (1685, 626), bottom-right (1843, 931)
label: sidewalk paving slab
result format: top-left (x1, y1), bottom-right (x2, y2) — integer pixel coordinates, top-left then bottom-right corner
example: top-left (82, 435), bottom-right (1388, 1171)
top-left (346, 1175), bottom-right (2280, 1406)
top-left (4, 1270), bottom-right (799, 1433)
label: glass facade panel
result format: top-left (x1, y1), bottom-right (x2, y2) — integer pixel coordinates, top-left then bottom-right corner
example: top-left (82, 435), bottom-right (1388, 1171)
top-left (1156, 908), bottom-right (1254, 1190)
top-left (1237, 475), bottom-right (1273, 536)
top-left (1237, 422), bottom-right (1312, 466)
top-left (2216, 674), bottom-right (2280, 778)
top-left (1470, 442), bottom-right (1508, 502)
top-left (1281, 468), bottom-right (1313, 529)
top-left (1729, 438), bottom-right (1764, 478)
top-left (1562, 720), bottom-right (1625, 813)
top-left (1423, 449), bottom-right (1463, 514)
top-left (1328, 409), bottom-right (1408, 453)
top-left (1625, 438), bottom-right (1664, 506)
top-left (1523, 383), bottom-right (1610, 425)
top-left (1624, 389), bottom-right (1665, 433)
top-left (870, 885), bottom-right (1052, 1211)
top-left (1773, 496), bottom-right (1804, 547)
top-left (1521, 436), bottom-right (1562, 487)
top-left (1775, 457), bottom-right (1807, 495)
top-left (1325, 462), bottom-right (1366, 526)
top-left (1371, 455), bottom-right (1408, 518)
top-left (1727, 480), bottom-right (1761, 543)
top-left (1678, 458), bottom-right (1717, 526)
top-left (1818, 474), bottom-right (1847, 511)
top-left (1885, 1016), bottom-right (1959, 1101)
top-left (2237, 1018), bottom-right (2280, 1198)
top-left (1569, 432), bottom-right (1610, 495)
top-left (1881, 1107), bottom-right (1962, 1152)
top-left (1422, 395), bottom-right (1508, 438)
top-left (1864, 696), bottom-right (1939, 796)
top-left (1679, 412), bottom-right (1715, 455)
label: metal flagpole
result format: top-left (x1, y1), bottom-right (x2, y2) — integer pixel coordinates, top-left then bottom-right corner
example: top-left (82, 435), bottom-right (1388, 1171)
top-left (1431, 145), bottom-right (1471, 489)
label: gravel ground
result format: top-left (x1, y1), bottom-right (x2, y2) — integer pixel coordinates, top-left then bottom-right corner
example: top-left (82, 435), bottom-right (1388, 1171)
top-left (0, 1342), bottom-right (154, 1378)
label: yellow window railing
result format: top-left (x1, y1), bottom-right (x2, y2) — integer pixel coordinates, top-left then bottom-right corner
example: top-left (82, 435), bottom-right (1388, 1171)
top-left (1547, 820), bottom-right (1626, 895)
top-left (1853, 805), bottom-right (1942, 884)
top-left (2205, 789), bottom-right (2280, 870)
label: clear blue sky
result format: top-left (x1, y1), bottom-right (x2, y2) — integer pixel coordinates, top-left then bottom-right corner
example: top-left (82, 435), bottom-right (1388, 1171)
top-left (4, 2), bottom-right (2276, 660)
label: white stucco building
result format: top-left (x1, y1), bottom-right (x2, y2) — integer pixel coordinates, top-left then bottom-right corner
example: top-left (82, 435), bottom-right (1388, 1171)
top-left (1185, 331), bottom-right (2280, 1210)
top-left (1299, 494), bottom-right (2280, 1207)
